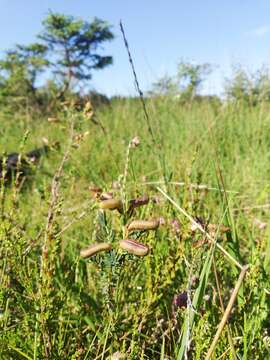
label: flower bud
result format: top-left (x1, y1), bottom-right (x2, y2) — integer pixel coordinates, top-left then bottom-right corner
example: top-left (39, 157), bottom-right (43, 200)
top-left (119, 239), bottom-right (149, 256)
top-left (80, 243), bottom-right (112, 258)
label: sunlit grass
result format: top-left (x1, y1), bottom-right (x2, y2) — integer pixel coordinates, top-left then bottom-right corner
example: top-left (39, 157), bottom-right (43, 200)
top-left (0, 98), bottom-right (269, 359)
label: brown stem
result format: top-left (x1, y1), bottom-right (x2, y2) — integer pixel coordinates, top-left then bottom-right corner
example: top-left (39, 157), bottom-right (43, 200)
top-left (205, 264), bottom-right (249, 360)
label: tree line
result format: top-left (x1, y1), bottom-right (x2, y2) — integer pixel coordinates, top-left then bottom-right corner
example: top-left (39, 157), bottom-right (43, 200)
top-left (1, 12), bottom-right (270, 114)
top-left (150, 61), bottom-right (270, 105)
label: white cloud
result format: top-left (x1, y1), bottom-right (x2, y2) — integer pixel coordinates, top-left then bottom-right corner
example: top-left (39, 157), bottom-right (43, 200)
top-left (249, 25), bottom-right (270, 37)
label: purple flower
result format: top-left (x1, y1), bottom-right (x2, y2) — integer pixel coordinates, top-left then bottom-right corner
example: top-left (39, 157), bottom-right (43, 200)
top-left (171, 219), bottom-right (181, 234)
top-left (173, 292), bottom-right (188, 309)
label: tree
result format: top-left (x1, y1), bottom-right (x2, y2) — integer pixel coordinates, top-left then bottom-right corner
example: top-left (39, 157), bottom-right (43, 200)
top-left (224, 65), bottom-right (251, 102)
top-left (0, 43), bottom-right (48, 109)
top-left (176, 61), bottom-right (212, 100)
top-left (39, 12), bottom-right (114, 96)
top-left (149, 61), bottom-right (212, 100)
top-left (14, 44), bottom-right (49, 86)
top-left (225, 65), bottom-right (270, 105)
top-left (149, 74), bottom-right (178, 96)
top-left (254, 66), bottom-right (270, 102)
top-left (0, 13), bottom-right (114, 111)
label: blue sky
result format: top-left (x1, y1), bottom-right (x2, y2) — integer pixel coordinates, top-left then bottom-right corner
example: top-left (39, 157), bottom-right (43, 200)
top-left (1, 0), bottom-right (270, 96)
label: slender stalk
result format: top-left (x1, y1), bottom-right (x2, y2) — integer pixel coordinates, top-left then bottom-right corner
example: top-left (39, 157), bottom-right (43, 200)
top-left (213, 258), bottom-right (237, 360)
top-left (119, 21), bottom-right (155, 144)
top-left (157, 186), bottom-right (244, 270)
top-left (205, 265), bottom-right (249, 360)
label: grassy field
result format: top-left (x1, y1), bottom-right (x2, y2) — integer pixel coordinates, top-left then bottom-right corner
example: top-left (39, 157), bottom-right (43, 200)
top-left (0, 98), bottom-right (270, 359)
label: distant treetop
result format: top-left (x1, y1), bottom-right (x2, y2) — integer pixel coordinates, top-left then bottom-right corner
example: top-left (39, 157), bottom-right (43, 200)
top-left (0, 12), bottom-right (114, 111)
top-left (39, 12), bottom-right (114, 94)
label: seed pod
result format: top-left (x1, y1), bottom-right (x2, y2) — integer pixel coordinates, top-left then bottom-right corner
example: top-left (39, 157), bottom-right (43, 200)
top-left (99, 198), bottom-right (123, 211)
top-left (119, 239), bottom-right (149, 256)
top-left (99, 192), bottom-right (114, 201)
top-left (128, 195), bottom-right (149, 211)
top-left (80, 242), bottom-right (112, 258)
top-left (127, 219), bottom-right (159, 232)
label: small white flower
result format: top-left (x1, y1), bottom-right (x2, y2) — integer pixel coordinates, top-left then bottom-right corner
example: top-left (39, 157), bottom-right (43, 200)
top-left (130, 136), bottom-right (140, 148)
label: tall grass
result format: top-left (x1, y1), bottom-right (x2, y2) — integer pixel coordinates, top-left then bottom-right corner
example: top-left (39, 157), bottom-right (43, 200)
top-left (0, 98), bottom-right (270, 359)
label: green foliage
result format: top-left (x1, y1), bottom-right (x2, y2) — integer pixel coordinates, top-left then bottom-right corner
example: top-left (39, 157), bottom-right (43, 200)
top-left (11, 43), bottom-right (49, 84)
top-left (0, 43), bottom-right (48, 110)
top-left (0, 99), bottom-right (270, 358)
top-left (150, 61), bottom-right (212, 101)
top-left (39, 12), bottom-right (114, 93)
top-left (225, 64), bottom-right (270, 104)
top-left (150, 74), bottom-right (179, 96)
top-left (0, 12), bottom-right (114, 113)
top-left (176, 61), bottom-right (212, 100)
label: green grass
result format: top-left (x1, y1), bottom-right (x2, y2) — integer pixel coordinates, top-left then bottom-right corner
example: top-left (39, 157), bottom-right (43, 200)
top-left (0, 98), bottom-right (270, 359)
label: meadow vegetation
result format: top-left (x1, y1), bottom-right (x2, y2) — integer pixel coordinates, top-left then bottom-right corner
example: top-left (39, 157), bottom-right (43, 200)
top-left (0, 95), bottom-right (270, 359)
top-left (1, 11), bottom-right (270, 360)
